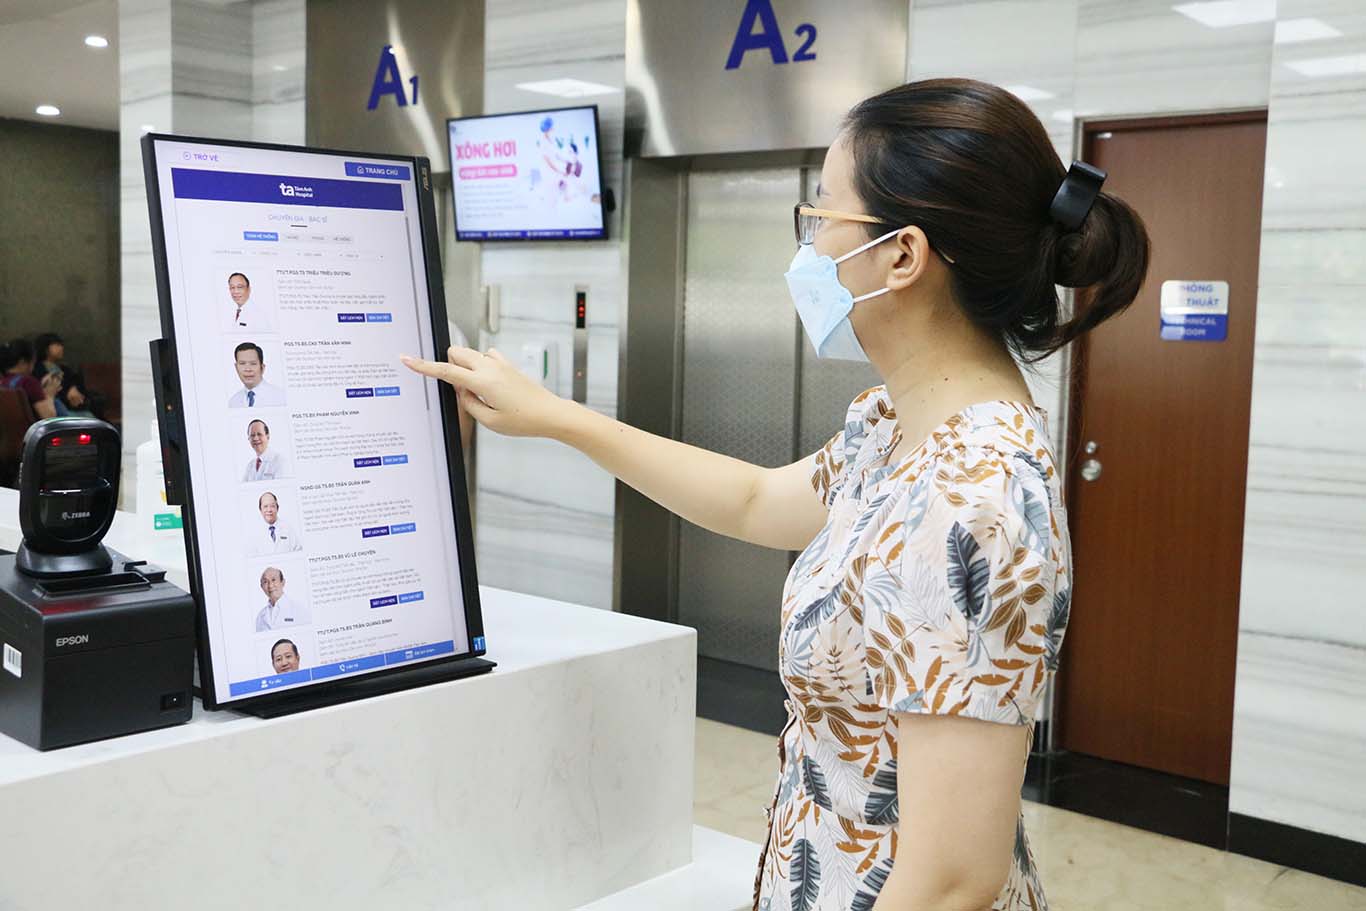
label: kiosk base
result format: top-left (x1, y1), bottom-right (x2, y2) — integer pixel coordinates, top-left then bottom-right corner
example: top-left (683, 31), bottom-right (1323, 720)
top-left (235, 657), bottom-right (496, 718)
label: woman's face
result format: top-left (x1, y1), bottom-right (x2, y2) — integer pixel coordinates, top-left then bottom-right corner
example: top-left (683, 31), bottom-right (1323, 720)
top-left (813, 138), bottom-right (890, 301)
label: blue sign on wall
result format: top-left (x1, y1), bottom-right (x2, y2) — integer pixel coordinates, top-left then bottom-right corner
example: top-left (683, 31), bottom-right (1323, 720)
top-left (1160, 280), bottom-right (1229, 342)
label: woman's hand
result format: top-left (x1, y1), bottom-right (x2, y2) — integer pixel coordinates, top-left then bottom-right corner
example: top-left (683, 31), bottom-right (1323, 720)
top-left (400, 346), bottom-right (572, 439)
top-left (40, 372), bottom-right (61, 400)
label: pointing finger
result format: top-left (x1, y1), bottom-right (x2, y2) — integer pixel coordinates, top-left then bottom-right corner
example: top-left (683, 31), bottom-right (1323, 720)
top-left (447, 346), bottom-right (485, 370)
top-left (401, 354), bottom-right (477, 388)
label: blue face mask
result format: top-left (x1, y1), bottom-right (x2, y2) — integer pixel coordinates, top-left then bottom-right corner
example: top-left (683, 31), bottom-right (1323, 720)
top-left (784, 228), bottom-right (899, 361)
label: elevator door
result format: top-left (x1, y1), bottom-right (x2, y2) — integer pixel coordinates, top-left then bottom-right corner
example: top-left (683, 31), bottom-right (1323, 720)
top-left (678, 167), bottom-right (879, 673)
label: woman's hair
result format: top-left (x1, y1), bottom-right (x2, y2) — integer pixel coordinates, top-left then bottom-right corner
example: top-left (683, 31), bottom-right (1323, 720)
top-left (33, 332), bottom-right (63, 363)
top-left (841, 78), bottom-right (1150, 360)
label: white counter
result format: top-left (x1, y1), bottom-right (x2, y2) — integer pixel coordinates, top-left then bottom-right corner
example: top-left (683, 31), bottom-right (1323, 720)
top-left (0, 488), bottom-right (766, 911)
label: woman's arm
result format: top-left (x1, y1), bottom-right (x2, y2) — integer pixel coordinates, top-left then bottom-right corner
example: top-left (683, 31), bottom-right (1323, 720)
top-left (873, 714), bottom-right (1028, 910)
top-left (33, 374), bottom-right (59, 420)
top-left (401, 347), bottom-right (828, 551)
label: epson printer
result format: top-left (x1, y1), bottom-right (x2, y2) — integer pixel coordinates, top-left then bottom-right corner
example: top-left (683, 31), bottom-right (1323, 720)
top-left (0, 418), bottom-right (194, 750)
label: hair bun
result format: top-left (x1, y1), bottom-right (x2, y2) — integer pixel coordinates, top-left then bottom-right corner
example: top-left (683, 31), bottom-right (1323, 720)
top-left (1051, 193), bottom-right (1150, 345)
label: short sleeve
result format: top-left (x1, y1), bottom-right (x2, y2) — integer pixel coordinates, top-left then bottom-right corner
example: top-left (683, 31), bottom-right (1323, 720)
top-left (18, 375), bottom-right (45, 405)
top-left (810, 430), bottom-right (846, 508)
top-left (859, 447), bottom-right (1068, 726)
top-left (809, 386), bottom-right (889, 509)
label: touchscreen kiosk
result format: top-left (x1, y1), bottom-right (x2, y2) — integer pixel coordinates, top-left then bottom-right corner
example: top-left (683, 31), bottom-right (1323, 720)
top-left (142, 134), bottom-right (491, 713)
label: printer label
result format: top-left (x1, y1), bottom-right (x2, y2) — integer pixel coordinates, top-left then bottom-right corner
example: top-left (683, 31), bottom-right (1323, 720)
top-left (55, 635), bottom-right (90, 648)
top-left (3, 643), bottom-right (20, 678)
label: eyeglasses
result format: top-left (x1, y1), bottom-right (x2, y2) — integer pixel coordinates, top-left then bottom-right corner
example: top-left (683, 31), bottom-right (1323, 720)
top-left (793, 202), bottom-right (889, 245)
top-left (792, 201), bottom-right (957, 264)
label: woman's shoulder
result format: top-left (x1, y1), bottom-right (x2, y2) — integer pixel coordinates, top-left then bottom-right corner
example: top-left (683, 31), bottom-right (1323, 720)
top-left (883, 401), bottom-right (1063, 536)
top-left (844, 385), bottom-right (893, 430)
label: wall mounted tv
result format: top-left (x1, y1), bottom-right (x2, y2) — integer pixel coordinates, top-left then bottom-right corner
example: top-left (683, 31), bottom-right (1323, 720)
top-left (447, 104), bottom-right (607, 241)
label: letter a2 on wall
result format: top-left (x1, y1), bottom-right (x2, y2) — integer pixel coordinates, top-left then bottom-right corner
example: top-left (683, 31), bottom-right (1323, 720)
top-left (726, 0), bottom-right (789, 68)
top-left (627, 0), bottom-right (907, 157)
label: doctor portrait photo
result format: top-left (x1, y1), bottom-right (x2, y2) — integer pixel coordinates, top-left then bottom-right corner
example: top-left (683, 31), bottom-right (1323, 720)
top-left (228, 341), bottom-right (286, 408)
top-left (251, 490), bottom-right (302, 555)
top-left (242, 419), bottom-right (290, 481)
top-left (270, 638), bottom-right (301, 674)
top-left (224, 272), bottom-right (272, 332)
top-left (254, 566), bottom-right (309, 632)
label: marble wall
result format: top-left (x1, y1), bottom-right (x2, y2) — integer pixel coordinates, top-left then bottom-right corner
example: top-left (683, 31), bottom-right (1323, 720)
top-left (117, 0), bottom-right (305, 506)
top-left (1230, 0), bottom-right (1366, 844)
top-left (474, 0), bottom-right (627, 610)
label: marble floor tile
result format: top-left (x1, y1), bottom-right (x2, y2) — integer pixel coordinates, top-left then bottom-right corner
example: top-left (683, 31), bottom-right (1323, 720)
top-left (696, 720), bottom-right (1366, 910)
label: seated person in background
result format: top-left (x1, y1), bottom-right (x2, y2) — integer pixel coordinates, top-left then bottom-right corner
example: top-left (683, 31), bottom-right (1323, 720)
top-left (228, 342), bottom-right (286, 408)
top-left (30, 333), bottom-right (103, 419)
top-left (242, 419), bottom-right (288, 481)
top-left (31, 332), bottom-right (66, 380)
top-left (255, 566), bottom-right (308, 632)
top-left (2, 339), bottom-right (60, 420)
top-left (271, 639), bottom-right (301, 674)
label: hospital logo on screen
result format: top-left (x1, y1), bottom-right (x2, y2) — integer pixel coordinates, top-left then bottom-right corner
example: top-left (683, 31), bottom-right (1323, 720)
top-left (278, 182), bottom-right (315, 199)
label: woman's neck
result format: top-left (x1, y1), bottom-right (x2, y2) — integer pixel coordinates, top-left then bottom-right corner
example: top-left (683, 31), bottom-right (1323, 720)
top-left (877, 315), bottom-right (1031, 455)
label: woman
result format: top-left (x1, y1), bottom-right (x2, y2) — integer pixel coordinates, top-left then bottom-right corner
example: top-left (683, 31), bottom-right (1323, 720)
top-left (403, 78), bottom-right (1148, 911)
top-left (2, 338), bottom-right (60, 420)
top-left (30, 332), bottom-right (98, 418)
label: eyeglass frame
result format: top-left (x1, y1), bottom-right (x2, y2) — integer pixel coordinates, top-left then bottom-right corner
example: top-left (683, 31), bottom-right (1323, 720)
top-left (792, 202), bottom-right (955, 264)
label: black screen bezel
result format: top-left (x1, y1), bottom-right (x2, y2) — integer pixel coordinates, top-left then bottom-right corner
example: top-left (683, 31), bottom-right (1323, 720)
top-left (446, 103), bottom-right (609, 242)
top-left (141, 132), bottom-right (487, 712)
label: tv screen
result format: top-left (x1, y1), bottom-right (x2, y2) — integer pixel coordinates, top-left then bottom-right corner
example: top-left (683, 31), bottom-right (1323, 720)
top-left (142, 135), bottom-right (486, 709)
top-left (448, 104), bottom-right (607, 241)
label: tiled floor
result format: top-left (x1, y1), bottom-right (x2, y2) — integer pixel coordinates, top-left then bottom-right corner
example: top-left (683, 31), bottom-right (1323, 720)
top-left (694, 719), bottom-right (1366, 910)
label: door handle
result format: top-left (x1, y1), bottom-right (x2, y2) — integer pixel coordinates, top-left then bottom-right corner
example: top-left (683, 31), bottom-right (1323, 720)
top-left (1080, 441), bottom-right (1101, 481)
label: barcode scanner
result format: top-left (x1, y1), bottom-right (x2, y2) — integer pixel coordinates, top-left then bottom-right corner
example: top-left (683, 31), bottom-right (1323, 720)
top-left (15, 418), bottom-right (121, 578)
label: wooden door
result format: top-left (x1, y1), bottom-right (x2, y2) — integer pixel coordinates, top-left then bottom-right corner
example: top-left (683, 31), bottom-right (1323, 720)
top-left (1057, 113), bottom-right (1267, 785)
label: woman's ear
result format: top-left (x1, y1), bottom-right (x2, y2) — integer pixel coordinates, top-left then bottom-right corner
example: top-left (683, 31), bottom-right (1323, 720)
top-left (885, 226), bottom-right (932, 292)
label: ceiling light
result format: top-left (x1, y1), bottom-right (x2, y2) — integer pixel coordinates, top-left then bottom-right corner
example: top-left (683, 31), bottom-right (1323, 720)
top-left (1285, 53), bottom-right (1366, 77)
top-left (1050, 109), bottom-right (1075, 123)
top-left (35, 105), bottom-right (60, 117)
top-left (515, 78), bottom-right (621, 98)
top-left (272, 64), bottom-right (286, 72)
top-left (1274, 18), bottom-right (1342, 44)
top-left (1171, 1), bottom-right (1275, 28)
top-left (84, 35), bottom-right (109, 48)
top-left (1004, 85), bottom-right (1055, 102)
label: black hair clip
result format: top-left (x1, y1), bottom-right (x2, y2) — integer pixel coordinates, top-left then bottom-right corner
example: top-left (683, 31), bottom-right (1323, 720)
top-left (1049, 161), bottom-right (1107, 232)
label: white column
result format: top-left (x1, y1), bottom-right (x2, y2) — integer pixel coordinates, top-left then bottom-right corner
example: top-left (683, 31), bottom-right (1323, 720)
top-left (117, 0), bottom-right (304, 505)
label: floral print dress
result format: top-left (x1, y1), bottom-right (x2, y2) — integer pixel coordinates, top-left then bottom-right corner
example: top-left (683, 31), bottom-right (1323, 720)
top-left (754, 386), bottom-right (1072, 911)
